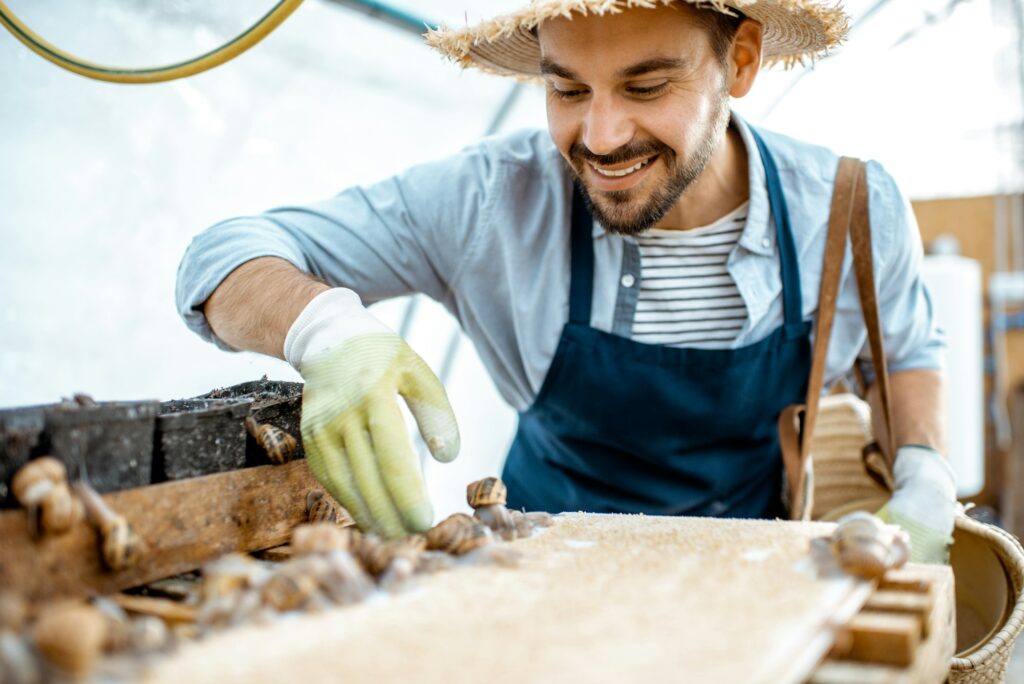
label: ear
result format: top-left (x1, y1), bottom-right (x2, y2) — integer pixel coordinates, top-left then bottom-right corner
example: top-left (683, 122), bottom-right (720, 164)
top-left (728, 19), bottom-right (763, 99)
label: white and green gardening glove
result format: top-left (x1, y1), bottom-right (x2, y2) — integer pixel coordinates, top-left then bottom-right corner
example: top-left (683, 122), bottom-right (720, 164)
top-left (875, 445), bottom-right (956, 564)
top-left (285, 288), bottom-right (460, 539)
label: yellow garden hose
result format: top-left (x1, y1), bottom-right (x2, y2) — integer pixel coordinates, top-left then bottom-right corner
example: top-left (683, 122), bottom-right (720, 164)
top-left (0, 0), bottom-right (304, 84)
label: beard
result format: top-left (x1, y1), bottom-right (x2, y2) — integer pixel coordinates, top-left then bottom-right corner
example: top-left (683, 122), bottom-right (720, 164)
top-left (566, 95), bottom-right (731, 236)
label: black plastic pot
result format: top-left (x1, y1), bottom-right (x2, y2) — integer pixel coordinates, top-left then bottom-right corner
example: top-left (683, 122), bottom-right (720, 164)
top-left (155, 398), bottom-right (253, 482)
top-left (43, 399), bottom-right (160, 493)
top-left (197, 378), bottom-right (305, 465)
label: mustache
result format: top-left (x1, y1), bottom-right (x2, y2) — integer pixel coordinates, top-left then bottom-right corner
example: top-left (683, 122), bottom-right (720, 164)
top-left (569, 140), bottom-right (671, 166)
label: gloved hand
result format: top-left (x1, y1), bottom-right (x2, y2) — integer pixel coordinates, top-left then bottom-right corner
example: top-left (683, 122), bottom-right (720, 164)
top-left (285, 288), bottom-right (460, 539)
top-left (875, 445), bottom-right (956, 564)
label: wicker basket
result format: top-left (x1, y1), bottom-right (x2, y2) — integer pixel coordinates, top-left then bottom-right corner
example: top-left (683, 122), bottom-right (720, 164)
top-left (810, 394), bottom-right (1024, 683)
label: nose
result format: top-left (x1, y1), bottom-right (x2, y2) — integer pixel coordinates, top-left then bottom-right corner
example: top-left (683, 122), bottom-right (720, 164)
top-left (581, 93), bottom-right (635, 157)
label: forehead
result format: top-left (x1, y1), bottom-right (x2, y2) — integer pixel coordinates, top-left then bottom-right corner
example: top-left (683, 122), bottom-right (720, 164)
top-left (536, 4), bottom-right (711, 69)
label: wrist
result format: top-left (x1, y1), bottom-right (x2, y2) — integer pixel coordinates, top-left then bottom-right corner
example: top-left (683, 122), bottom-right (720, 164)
top-left (284, 288), bottom-right (393, 370)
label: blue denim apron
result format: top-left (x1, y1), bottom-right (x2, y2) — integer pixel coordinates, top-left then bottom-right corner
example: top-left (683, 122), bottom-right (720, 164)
top-left (502, 129), bottom-right (811, 519)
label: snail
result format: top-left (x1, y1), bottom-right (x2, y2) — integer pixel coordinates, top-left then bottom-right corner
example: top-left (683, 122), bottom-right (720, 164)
top-left (466, 477), bottom-right (519, 540)
top-left (31, 601), bottom-right (107, 679)
top-left (830, 512), bottom-right (910, 580)
top-left (11, 456), bottom-right (82, 537)
top-left (201, 553), bottom-right (269, 600)
top-left (466, 477), bottom-right (507, 508)
top-left (425, 513), bottom-right (493, 556)
top-left (290, 522), bottom-right (353, 556)
top-left (317, 550), bottom-right (374, 605)
top-left (260, 562), bottom-right (321, 612)
top-left (245, 416), bottom-right (297, 465)
top-left (306, 490), bottom-right (356, 528)
top-left (73, 481), bottom-right (143, 571)
top-left (354, 533), bottom-right (426, 576)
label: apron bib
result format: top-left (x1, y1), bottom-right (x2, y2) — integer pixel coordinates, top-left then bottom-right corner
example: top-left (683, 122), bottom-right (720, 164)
top-left (502, 128), bottom-right (812, 519)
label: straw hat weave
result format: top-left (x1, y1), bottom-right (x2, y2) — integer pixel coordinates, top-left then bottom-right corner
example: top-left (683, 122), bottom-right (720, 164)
top-left (426, 0), bottom-right (849, 78)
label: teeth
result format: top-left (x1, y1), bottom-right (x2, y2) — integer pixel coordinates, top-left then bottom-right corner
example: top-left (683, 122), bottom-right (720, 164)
top-left (593, 158), bottom-right (650, 177)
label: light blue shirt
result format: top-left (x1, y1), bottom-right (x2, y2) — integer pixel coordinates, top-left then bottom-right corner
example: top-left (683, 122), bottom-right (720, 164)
top-left (176, 114), bottom-right (944, 412)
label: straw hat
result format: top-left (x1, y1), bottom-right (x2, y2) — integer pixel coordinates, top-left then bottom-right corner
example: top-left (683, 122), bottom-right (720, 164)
top-left (426, 0), bottom-right (849, 78)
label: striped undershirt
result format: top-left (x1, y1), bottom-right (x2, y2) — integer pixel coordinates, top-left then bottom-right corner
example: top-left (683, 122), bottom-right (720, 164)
top-left (632, 202), bottom-right (749, 349)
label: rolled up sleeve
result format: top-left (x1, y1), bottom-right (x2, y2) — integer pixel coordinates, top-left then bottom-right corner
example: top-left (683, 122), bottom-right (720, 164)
top-left (175, 144), bottom-right (496, 348)
top-left (858, 161), bottom-right (946, 382)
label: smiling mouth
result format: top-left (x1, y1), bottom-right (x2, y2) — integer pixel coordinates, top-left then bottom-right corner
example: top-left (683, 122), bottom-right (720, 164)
top-left (589, 155), bottom-right (658, 178)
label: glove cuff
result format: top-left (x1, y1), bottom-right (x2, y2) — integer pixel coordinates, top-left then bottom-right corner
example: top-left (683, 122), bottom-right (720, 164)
top-left (284, 288), bottom-right (392, 370)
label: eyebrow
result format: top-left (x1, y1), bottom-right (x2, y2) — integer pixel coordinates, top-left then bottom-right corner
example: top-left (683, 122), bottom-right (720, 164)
top-left (539, 57), bottom-right (688, 81)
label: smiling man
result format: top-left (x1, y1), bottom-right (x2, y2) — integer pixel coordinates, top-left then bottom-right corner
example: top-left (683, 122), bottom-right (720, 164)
top-left (176, 0), bottom-right (955, 563)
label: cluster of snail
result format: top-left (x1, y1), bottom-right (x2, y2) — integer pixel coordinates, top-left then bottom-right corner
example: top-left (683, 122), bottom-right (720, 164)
top-left (0, 592), bottom-right (174, 683)
top-left (193, 478), bottom-right (554, 633)
top-left (0, 475), bottom-right (555, 681)
top-left (11, 457), bottom-right (142, 571)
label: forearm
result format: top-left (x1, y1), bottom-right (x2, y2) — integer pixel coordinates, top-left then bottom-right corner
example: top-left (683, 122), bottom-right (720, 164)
top-left (867, 368), bottom-right (947, 460)
top-left (203, 256), bottom-right (330, 359)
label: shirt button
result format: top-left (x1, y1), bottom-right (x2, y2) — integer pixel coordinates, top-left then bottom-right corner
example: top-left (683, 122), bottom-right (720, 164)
top-left (762, 238), bottom-right (771, 249)
top-left (620, 274), bottom-right (636, 288)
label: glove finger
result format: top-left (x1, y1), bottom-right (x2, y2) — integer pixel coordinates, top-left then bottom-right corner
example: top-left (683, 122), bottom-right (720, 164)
top-left (368, 395), bottom-right (434, 533)
top-left (342, 416), bottom-right (407, 540)
top-left (301, 414), bottom-right (373, 532)
top-left (399, 352), bottom-right (460, 464)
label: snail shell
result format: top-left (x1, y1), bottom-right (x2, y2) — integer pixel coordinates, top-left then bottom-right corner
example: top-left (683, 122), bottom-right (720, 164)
top-left (246, 417), bottom-right (297, 465)
top-left (474, 504), bottom-right (517, 541)
top-left (260, 565), bottom-right (320, 612)
top-left (32, 601), bottom-right (107, 678)
top-left (11, 456), bottom-right (66, 507)
top-left (101, 517), bottom-right (143, 571)
top-left (466, 477), bottom-right (507, 508)
top-left (201, 554), bottom-right (268, 600)
top-left (291, 523), bottom-right (353, 555)
top-left (831, 512), bottom-right (909, 580)
top-left (425, 513), bottom-right (493, 556)
top-left (306, 490), bottom-right (356, 528)
top-left (355, 533), bottom-right (426, 576)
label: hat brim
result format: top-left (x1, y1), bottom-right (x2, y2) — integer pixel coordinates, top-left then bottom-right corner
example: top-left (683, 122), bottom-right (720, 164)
top-left (425, 0), bottom-right (849, 78)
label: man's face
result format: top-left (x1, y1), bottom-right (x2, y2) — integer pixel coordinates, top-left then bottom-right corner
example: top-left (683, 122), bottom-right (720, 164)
top-left (538, 5), bottom-right (733, 235)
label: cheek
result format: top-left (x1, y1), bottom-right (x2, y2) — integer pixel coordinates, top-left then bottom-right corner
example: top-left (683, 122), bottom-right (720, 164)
top-left (545, 100), bottom-right (578, 159)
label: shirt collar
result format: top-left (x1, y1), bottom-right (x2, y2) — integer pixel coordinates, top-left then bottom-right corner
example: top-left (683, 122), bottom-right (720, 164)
top-left (588, 112), bottom-right (776, 255)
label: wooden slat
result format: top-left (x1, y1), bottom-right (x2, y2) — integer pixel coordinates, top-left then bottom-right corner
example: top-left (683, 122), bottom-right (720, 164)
top-left (0, 460), bottom-right (319, 602)
top-left (839, 611), bottom-right (921, 666)
top-left (809, 564), bottom-right (955, 684)
top-left (112, 594), bottom-right (198, 624)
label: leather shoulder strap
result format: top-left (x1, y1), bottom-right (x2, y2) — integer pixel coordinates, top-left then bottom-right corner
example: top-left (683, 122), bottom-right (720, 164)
top-left (798, 157), bottom-right (862, 459)
top-left (849, 164), bottom-right (897, 460)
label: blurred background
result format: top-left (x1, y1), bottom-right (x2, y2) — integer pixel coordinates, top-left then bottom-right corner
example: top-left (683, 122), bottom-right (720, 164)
top-left (1, 0), bottom-right (1022, 523)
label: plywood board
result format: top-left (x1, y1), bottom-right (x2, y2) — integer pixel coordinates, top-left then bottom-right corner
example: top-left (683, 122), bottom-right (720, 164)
top-left (145, 514), bottom-right (883, 684)
top-left (0, 461), bottom-right (319, 601)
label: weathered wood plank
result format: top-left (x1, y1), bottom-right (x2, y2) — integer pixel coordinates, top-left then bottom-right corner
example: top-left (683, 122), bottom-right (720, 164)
top-left (0, 461), bottom-right (319, 602)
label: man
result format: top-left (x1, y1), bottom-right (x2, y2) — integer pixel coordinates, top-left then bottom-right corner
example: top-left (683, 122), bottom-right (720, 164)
top-left (176, 0), bottom-right (955, 562)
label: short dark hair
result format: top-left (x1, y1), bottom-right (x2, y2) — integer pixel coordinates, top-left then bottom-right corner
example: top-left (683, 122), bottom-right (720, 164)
top-left (681, 3), bottom-right (747, 64)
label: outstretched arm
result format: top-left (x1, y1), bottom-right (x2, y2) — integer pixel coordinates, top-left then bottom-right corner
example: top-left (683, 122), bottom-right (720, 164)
top-left (203, 256), bottom-right (329, 359)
